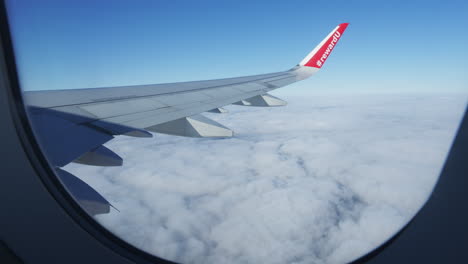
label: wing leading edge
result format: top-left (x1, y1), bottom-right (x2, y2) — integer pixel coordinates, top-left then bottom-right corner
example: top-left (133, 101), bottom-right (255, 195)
top-left (22, 23), bottom-right (349, 215)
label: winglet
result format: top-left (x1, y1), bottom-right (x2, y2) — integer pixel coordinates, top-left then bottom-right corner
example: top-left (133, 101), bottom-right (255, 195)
top-left (299, 23), bottom-right (349, 68)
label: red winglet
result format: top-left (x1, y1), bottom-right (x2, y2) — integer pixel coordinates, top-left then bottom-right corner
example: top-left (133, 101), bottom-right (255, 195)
top-left (300, 23), bottom-right (349, 68)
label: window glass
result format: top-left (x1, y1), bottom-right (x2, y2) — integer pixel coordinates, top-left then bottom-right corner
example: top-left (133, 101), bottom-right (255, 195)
top-left (5, 1), bottom-right (468, 263)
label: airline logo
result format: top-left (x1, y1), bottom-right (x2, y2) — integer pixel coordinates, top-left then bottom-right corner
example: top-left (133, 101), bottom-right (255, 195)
top-left (316, 30), bottom-right (341, 67)
top-left (304, 23), bottom-right (349, 68)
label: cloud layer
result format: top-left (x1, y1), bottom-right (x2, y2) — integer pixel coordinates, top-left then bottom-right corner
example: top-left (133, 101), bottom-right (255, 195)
top-left (65, 93), bottom-right (466, 264)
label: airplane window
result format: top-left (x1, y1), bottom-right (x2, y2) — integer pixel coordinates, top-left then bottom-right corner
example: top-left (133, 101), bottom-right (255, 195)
top-left (4, 1), bottom-right (468, 263)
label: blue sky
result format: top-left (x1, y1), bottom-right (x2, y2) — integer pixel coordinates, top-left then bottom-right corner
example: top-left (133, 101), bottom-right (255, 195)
top-left (5, 0), bottom-right (468, 93)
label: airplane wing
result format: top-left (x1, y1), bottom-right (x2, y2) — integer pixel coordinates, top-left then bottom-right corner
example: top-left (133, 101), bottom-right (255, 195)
top-left (22, 23), bottom-right (349, 215)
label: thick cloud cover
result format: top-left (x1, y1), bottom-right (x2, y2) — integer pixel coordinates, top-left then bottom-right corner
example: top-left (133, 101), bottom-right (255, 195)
top-left (65, 93), bottom-right (466, 264)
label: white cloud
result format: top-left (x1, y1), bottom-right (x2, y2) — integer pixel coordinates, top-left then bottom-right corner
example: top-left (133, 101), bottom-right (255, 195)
top-left (65, 93), bottom-right (466, 264)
